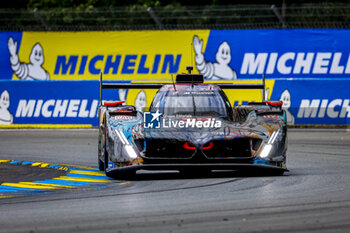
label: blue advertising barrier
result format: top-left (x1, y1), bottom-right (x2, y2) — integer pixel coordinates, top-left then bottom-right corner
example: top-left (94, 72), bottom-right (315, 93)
top-left (0, 80), bottom-right (126, 126)
top-left (270, 78), bottom-right (350, 125)
top-left (0, 79), bottom-right (349, 126)
top-left (204, 29), bottom-right (350, 79)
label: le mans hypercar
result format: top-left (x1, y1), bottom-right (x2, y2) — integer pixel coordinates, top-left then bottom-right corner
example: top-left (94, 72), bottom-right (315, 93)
top-left (98, 70), bottom-right (288, 177)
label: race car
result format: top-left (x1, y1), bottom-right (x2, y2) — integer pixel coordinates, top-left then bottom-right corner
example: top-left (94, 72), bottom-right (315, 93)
top-left (98, 70), bottom-right (288, 177)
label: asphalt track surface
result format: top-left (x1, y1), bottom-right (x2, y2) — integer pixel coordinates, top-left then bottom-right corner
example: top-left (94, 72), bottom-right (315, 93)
top-left (0, 129), bottom-right (349, 233)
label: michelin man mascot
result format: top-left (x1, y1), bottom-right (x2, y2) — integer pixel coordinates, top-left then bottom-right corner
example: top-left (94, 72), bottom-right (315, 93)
top-left (135, 90), bottom-right (147, 112)
top-left (280, 89), bottom-right (295, 125)
top-left (8, 37), bottom-right (49, 80)
top-left (0, 90), bottom-right (13, 125)
top-left (193, 35), bottom-right (237, 80)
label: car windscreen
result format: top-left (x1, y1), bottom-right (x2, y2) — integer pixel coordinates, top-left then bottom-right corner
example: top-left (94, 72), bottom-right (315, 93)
top-left (151, 90), bottom-right (227, 117)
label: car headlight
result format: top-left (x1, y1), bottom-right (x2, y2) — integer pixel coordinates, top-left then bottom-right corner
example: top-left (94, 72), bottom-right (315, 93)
top-left (115, 129), bottom-right (138, 160)
top-left (124, 144), bottom-right (138, 159)
top-left (259, 129), bottom-right (281, 158)
top-left (260, 144), bottom-right (272, 158)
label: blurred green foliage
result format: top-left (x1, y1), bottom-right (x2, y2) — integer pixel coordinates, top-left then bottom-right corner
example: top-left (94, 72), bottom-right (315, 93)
top-left (1, 0), bottom-right (349, 9)
top-left (1, 0), bottom-right (350, 30)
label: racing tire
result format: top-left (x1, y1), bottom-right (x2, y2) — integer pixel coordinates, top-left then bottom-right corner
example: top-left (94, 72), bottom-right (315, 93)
top-left (104, 140), bottom-right (109, 172)
top-left (104, 151), bottom-right (109, 172)
top-left (98, 158), bottom-right (104, 171)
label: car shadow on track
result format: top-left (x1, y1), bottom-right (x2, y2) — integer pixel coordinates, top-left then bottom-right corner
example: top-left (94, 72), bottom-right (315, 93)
top-left (110, 169), bottom-right (287, 181)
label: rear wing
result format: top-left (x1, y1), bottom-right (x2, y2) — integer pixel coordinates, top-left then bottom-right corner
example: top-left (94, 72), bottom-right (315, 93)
top-left (99, 72), bottom-right (266, 104)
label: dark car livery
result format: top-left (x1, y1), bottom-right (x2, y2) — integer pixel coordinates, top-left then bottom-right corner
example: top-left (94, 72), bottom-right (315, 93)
top-left (98, 72), bottom-right (288, 177)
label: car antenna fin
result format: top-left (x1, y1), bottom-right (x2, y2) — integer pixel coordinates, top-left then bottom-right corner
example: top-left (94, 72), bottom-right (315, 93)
top-left (186, 65), bottom-right (194, 88)
top-left (171, 74), bottom-right (176, 91)
top-left (186, 65), bottom-right (193, 74)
